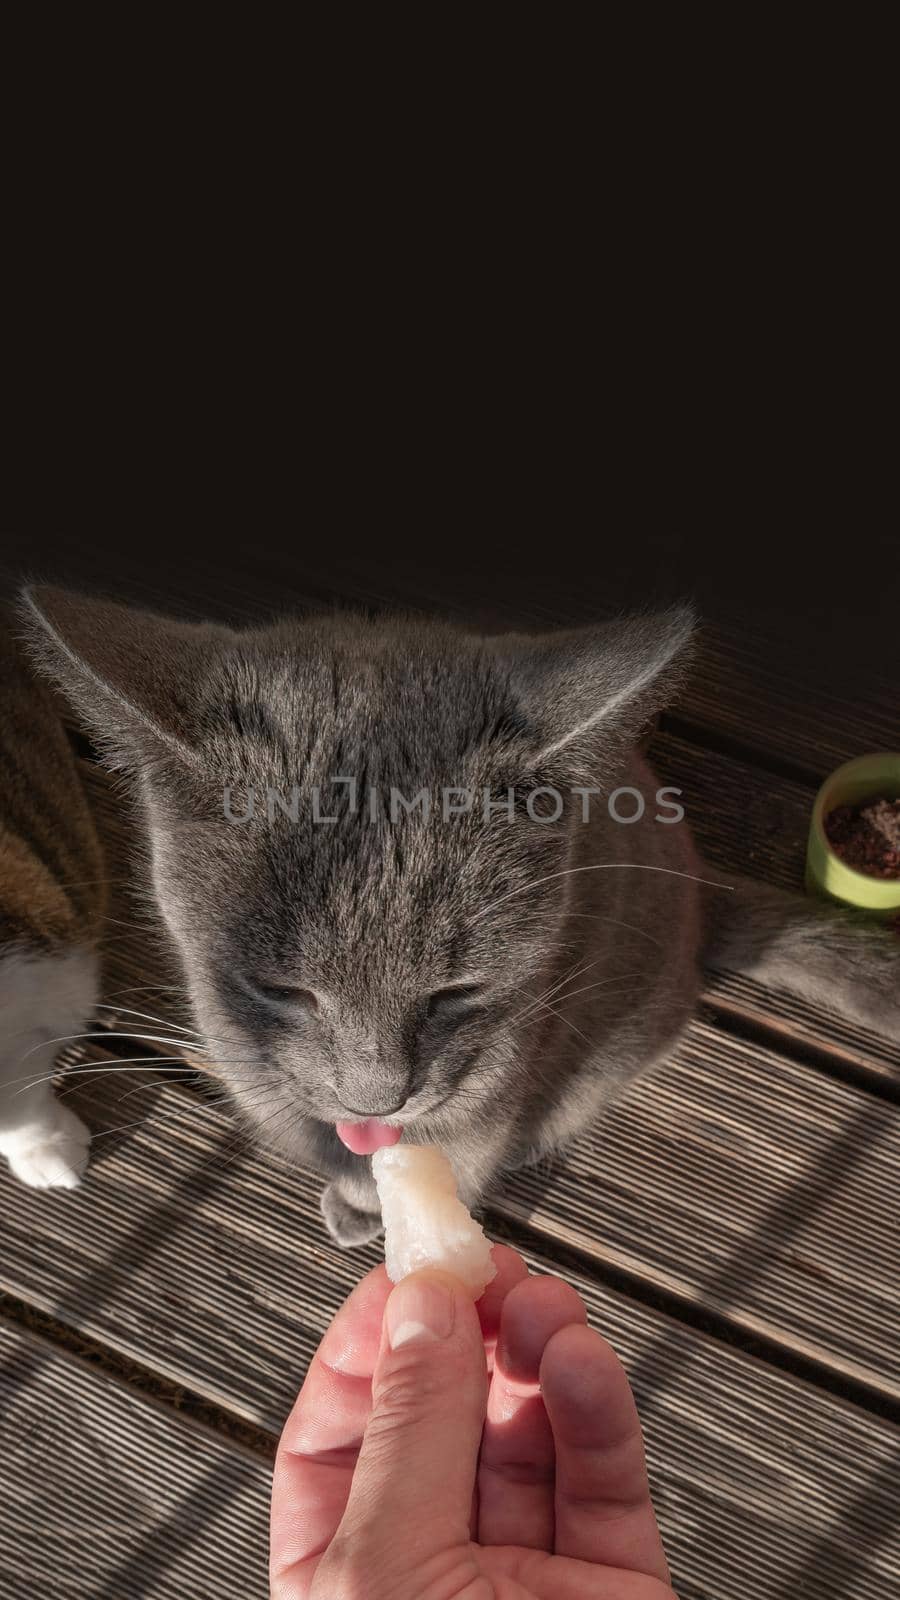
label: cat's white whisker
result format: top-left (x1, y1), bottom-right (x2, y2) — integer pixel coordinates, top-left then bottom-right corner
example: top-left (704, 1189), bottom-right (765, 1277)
top-left (471, 861), bottom-right (735, 924)
top-left (547, 973), bottom-right (643, 1009)
top-left (16, 1029), bottom-right (275, 1081)
top-left (16, 1058), bottom-right (204, 1097)
top-left (95, 1004), bottom-right (259, 1063)
top-left (89, 1115), bottom-right (173, 1141)
top-left (10, 1056), bottom-right (194, 1092)
top-left (563, 910), bottom-right (666, 951)
top-left (514, 975), bottom-right (647, 1041)
top-left (113, 1062), bottom-right (278, 1100)
top-left (111, 1076), bottom-right (205, 1101)
top-left (508, 954), bottom-right (607, 1029)
top-left (104, 982), bottom-right (195, 1000)
top-left (61, 1077), bottom-right (196, 1105)
top-left (512, 947), bottom-right (602, 1011)
top-left (191, 1097), bottom-right (297, 1178)
top-left (94, 1003), bottom-right (206, 1040)
top-left (513, 995), bottom-right (590, 1044)
top-left (16, 1028), bottom-right (212, 1062)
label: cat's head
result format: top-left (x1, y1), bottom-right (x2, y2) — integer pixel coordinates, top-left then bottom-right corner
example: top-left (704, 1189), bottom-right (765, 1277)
top-left (22, 586), bottom-right (694, 1158)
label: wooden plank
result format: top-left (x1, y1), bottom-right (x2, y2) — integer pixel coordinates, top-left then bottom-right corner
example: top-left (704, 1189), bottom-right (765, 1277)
top-left (651, 731), bottom-right (900, 1084)
top-left (0, 1321), bottom-right (269, 1600)
top-left (651, 728), bottom-right (811, 892)
top-left (678, 618), bottom-right (899, 783)
top-left (498, 1011), bottom-right (900, 1398)
top-left (0, 1064), bottom-right (898, 1600)
top-left (699, 971), bottom-right (900, 1088)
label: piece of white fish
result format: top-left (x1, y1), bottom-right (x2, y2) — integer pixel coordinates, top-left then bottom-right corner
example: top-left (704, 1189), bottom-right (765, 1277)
top-left (371, 1144), bottom-right (497, 1298)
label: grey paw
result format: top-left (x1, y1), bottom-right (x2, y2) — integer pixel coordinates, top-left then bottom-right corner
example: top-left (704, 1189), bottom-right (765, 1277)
top-left (320, 1182), bottom-right (383, 1248)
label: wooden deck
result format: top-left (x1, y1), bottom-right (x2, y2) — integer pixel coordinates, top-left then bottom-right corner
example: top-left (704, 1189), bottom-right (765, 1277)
top-left (1, 573), bottom-right (898, 1599)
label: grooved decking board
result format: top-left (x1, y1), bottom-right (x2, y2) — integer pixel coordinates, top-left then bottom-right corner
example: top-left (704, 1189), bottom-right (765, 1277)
top-left (650, 729), bottom-right (810, 891)
top-left (497, 1012), bottom-right (900, 1397)
top-left (82, 741), bottom-right (900, 1086)
top-left (1, 1067), bottom-right (898, 1600)
top-left (650, 732), bottom-right (900, 1083)
top-left (678, 620), bottom-right (899, 781)
top-left (0, 1322), bottom-right (269, 1600)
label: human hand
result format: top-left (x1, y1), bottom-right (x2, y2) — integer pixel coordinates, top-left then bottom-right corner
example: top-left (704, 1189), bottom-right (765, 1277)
top-left (270, 1245), bottom-right (676, 1599)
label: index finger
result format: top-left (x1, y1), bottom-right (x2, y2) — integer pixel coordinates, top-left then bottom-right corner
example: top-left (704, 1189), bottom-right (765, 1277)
top-left (270, 1266), bottom-right (392, 1596)
top-left (270, 1247), bottom-right (528, 1596)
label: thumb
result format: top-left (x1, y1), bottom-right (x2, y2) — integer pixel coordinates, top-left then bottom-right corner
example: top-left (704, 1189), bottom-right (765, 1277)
top-left (334, 1270), bottom-right (486, 1581)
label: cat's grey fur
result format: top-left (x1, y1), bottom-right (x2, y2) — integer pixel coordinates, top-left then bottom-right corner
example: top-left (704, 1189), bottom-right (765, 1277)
top-left (21, 587), bottom-right (900, 1245)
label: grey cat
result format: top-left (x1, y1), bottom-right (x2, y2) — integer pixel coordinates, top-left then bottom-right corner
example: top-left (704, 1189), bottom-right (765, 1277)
top-left (17, 586), bottom-right (900, 1246)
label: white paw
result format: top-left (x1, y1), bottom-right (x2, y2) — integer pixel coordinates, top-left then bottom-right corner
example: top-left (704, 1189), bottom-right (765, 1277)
top-left (1, 1103), bottom-right (91, 1190)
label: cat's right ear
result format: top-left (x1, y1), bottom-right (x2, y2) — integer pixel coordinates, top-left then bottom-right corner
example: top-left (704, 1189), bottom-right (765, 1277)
top-left (18, 585), bottom-right (235, 773)
top-left (490, 604), bottom-right (697, 782)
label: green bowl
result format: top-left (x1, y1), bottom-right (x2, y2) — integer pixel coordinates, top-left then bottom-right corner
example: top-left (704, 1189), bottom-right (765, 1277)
top-left (806, 753), bottom-right (900, 916)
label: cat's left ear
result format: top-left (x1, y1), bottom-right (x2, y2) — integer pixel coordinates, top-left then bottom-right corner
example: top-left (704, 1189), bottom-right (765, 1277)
top-left (19, 584), bottom-right (236, 772)
top-left (493, 603), bottom-right (696, 778)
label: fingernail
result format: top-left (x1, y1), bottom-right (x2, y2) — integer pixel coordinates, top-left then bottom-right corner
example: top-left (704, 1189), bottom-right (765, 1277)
top-left (386, 1274), bottom-right (456, 1349)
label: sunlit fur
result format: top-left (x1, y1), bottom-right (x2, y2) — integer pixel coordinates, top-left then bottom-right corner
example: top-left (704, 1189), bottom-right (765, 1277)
top-left (22, 591), bottom-right (900, 1246)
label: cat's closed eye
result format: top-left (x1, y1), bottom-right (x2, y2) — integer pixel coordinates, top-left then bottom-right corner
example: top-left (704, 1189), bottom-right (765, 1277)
top-left (251, 980), bottom-right (319, 1011)
top-left (424, 984), bottom-right (484, 1021)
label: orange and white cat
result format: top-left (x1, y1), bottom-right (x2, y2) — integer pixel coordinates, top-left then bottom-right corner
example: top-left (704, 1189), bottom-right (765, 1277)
top-left (0, 620), bottom-right (105, 1187)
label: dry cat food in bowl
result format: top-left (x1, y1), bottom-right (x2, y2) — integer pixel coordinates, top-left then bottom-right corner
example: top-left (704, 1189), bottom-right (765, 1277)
top-left (806, 753), bottom-right (900, 919)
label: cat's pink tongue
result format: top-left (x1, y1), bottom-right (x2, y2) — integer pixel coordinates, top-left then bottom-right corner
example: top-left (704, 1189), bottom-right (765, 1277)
top-left (335, 1119), bottom-right (404, 1156)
